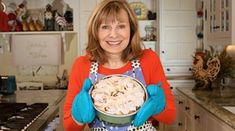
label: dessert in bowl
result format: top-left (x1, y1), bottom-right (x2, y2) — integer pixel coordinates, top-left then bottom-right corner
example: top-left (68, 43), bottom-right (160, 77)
top-left (89, 74), bottom-right (148, 124)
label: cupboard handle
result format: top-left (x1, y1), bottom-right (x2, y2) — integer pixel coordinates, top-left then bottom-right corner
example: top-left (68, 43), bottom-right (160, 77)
top-left (213, 26), bottom-right (220, 29)
top-left (161, 51), bottom-right (165, 54)
top-left (205, 9), bottom-right (207, 21)
top-left (178, 122), bottom-right (183, 126)
top-left (166, 68), bottom-right (170, 71)
top-left (189, 68), bottom-right (192, 71)
top-left (185, 106), bottom-right (190, 110)
top-left (194, 115), bottom-right (200, 120)
top-left (170, 86), bottom-right (173, 89)
top-left (178, 101), bottom-right (183, 104)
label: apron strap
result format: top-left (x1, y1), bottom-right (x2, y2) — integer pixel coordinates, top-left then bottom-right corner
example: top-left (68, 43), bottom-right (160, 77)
top-left (131, 59), bottom-right (140, 78)
top-left (89, 62), bottom-right (99, 83)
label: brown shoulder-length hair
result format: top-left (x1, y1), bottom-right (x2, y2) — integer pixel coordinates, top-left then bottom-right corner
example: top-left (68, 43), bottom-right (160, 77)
top-left (86, 0), bottom-right (143, 64)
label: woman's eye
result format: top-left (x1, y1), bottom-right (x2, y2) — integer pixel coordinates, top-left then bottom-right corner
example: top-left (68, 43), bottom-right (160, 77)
top-left (117, 25), bottom-right (125, 29)
top-left (101, 25), bottom-right (110, 30)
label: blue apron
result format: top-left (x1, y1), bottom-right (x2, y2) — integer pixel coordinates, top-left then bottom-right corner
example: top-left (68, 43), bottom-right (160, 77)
top-left (88, 60), bottom-right (156, 131)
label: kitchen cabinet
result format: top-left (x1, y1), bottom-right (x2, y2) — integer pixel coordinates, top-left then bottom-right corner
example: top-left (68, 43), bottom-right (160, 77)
top-left (204, 0), bottom-right (231, 40)
top-left (168, 79), bottom-right (195, 91)
top-left (160, 79), bottom-right (195, 131)
top-left (164, 66), bottom-right (193, 76)
top-left (159, 0), bottom-right (197, 76)
top-left (160, 86), bottom-right (235, 131)
top-left (159, 92), bottom-right (183, 131)
top-left (206, 111), bottom-right (235, 131)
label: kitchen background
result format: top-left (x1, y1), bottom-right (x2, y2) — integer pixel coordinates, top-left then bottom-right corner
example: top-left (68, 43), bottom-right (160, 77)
top-left (0, 0), bottom-right (235, 131)
top-left (0, 0), bottom-right (235, 88)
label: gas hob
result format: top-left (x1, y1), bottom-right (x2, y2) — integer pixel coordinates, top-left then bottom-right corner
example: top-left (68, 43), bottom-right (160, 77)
top-left (0, 103), bottom-right (48, 131)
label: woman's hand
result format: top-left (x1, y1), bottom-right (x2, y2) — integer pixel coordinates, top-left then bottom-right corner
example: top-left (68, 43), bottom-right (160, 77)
top-left (71, 78), bottom-right (96, 123)
top-left (133, 82), bottom-right (166, 127)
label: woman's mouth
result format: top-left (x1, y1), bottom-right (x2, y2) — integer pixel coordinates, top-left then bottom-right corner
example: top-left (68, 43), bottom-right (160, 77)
top-left (106, 41), bottom-right (122, 45)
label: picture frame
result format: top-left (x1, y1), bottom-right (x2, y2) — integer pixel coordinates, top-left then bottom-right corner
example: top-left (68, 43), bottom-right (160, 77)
top-left (129, 2), bottom-right (148, 20)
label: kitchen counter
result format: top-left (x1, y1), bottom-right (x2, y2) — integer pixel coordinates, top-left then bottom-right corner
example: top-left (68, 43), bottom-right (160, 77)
top-left (0, 90), bottom-right (66, 131)
top-left (167, 75), bottom-right (193, 80)
top-left (176, 86), bottom-right (235, 129)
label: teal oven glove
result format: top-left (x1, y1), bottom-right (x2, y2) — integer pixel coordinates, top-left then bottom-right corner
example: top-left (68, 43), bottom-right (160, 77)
top-left (133, 82), bottom-right (166, 127)
top-left (71, 78), bottom-right (95, 123)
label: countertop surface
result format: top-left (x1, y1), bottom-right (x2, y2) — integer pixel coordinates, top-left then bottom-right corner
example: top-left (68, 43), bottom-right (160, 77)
top-left (176, 86), bottom-right (235, 129)
top-left (0, 90), bottom-right (66, 131)
top-left (167, 75), bottom-right (194, 80)
top-left (0, 90), bottom-right (66, 105)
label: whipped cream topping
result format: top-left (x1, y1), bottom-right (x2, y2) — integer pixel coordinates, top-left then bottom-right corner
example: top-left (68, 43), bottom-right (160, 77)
top-left (91, 75), bottom-right (145, 115)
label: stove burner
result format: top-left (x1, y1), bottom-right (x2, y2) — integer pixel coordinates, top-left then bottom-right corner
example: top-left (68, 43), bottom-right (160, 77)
top-left (8, 115), bottom-right (25, 120)
top-left (20, 107), bottom-right (33, 112)
top-left (0, 103), bottom-right (48, 131)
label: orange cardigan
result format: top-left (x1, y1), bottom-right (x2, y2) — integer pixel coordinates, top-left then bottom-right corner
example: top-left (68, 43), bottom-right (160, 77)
top-left (63, 49), bottom-right (176, 131)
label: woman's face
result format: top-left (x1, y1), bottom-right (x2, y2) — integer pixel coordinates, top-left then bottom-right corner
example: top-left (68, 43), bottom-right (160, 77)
top-left (98, 9), bottom-right (130, 57)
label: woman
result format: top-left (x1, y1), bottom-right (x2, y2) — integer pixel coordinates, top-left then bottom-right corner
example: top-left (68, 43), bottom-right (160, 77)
top-left (63, 0), bottom-right (176, 130)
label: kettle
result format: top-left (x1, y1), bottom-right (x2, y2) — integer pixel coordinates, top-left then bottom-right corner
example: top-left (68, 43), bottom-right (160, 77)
top-left (0, 75), bottom-right (16, 95)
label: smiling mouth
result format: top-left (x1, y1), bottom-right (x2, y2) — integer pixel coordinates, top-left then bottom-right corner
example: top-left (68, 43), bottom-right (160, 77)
top-left (106, 41), bottom-right (122, 45)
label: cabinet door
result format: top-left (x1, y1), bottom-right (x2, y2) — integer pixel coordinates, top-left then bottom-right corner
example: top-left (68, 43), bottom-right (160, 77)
top-left (205, 0), bottom-right (231, 39)
top-left (168, 80), bottom-right (195, 90)
top-left (160, 95), bottom-right (186, 131)
top-left (170, 89), bottom-right (235, 131)
top-left (191, 101), bottom-right (207, 131)
top-left (176, 108), bottom-right (186, 131)
top-left (164, 66), bottom-right (193, 76)
top-left (175, 95), bottom-right (187, 131)
top-left (160, 0), bottom-right (196, 68)
top-left (206, 112), bottom-right (234, 131)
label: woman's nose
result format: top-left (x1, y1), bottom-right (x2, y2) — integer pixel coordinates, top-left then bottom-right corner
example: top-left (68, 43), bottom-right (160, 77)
top-left (109, 28), bottom-right (118, 38)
